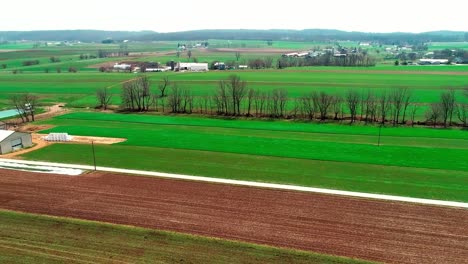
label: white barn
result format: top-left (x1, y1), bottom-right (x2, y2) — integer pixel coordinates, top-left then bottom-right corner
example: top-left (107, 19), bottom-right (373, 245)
top-left (419, 59), bottom-right (449, 65)
top-left (176, 62), bottom-right (209, 72)
top-left (0, 130), bottom-right (33, 154)
top-left (113, 63), bottom-right (132, 70)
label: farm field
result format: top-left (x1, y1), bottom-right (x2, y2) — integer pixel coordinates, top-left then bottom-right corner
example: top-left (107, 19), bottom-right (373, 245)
top-left (0, 68), bottom-right (467, 110)
top-left (22, 112), bottom-right (468, 201)
top-left (1, 169), bottom-right (467, 264)
top-left (1, 35), bottom-right (467, 264)
top-left (0, 210), bottom-right (366, 264)
top-left (1, 40), bottom-right (467, 113)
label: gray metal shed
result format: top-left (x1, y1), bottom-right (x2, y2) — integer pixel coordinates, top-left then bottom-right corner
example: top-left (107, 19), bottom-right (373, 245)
top-left (0, 130), bottom-right (33, 154)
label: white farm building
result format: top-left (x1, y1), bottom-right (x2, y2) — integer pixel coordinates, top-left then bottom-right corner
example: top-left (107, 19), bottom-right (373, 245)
top-left (113, 63), bottom-right (132, 70)
top-left (176, 62), bottom-right (209, 72)
top-left (418, 59), bottom-right (449, 65)
top-left (0, 130), bottom-right (32, 154)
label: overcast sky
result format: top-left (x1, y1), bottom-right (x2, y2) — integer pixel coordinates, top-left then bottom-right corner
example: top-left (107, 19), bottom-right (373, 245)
top-left (2, 0), bottom-right (467, 33)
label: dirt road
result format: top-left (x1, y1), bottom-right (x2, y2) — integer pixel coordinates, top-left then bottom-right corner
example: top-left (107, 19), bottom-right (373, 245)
top-left (0, 169), bottom-right (467, 264)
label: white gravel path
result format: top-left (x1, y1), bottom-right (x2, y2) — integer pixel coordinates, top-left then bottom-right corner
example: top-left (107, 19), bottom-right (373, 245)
top-left (0, 158), bottom-right (466, 209)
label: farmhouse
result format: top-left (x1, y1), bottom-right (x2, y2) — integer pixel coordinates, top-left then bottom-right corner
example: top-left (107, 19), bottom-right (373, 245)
top-left (0, 130), bottom-right (32, 154)
top-left (282, 52), bottom-right (299, 57)
top-left (418, 59), bottom-right (449, 65)
top-left (176, 62), bottom-right (209, 72)
top-left (113, 63), bottom-right (132, 70)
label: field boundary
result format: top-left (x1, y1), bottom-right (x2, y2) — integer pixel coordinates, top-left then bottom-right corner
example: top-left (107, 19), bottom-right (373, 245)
top-left (0, 158), bottom-right (467, 209)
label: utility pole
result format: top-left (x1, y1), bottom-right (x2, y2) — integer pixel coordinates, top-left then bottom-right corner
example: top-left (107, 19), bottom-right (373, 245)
top-left (91, 140), bottom-right (97, 171)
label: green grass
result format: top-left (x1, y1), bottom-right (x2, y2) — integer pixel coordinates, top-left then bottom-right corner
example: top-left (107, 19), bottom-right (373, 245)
top-left (0, 67), bottom-right (467, 109)
top-left (22, 112), bottom-right (468, 202)
top-left (428, 42), bottom-right (468, 50)
top-left (0, 210), bottom-right (371, 264)
top-left (1, 40), bottom-right (467, 110)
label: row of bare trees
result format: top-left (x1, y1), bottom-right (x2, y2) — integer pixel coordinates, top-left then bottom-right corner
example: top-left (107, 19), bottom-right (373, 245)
top-left (425, 89), bottom-right (467, 127)
top-left (97, 75), bottom-right (467, 127)
top-left (278, 53), bottom-right (375, 68)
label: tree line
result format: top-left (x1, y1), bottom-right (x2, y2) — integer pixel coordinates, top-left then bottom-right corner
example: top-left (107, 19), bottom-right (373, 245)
top-left (278, 53), bottom-right (376, 68)
top-left (97, 75), bottom-right (468, 127)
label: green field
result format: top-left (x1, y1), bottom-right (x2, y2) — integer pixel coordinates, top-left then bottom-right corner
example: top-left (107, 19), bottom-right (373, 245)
top-left (1, 40), bottom-right (466, 111)
top-left (0, 68), bottom-right (466, 110)
top-left (0, 210), bottom-right (370, 264)
top-left (22, 112), bottom-right (468, 202)
top-left (428, 42), bottom-right (468, 51)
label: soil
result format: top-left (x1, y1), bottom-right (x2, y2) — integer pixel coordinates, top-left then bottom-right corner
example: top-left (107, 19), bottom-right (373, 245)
top-left (0, 169), bottom-right (466, 264)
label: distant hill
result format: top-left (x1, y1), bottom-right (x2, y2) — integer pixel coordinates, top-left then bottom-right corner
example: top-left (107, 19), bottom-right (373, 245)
top-left (0, 29), bottom-right (467, 44)
top-left (0, 30), bottom-right (152, 42)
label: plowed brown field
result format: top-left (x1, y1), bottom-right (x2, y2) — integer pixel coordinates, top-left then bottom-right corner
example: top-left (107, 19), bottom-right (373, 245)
top-left (0, 169), bottom-right (467, 264)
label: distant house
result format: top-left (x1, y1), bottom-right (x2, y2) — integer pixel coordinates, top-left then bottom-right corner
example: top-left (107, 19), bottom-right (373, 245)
top-left (213, 62), bottom-right (226, 70)
top-left (0, 130), bottom-right (32, 154)
top-left (176, 62), bottom-right (209, 72)
top-left (282, 52), bottom-right (299, 57)
top-left (418, 59), bottom-right (449, 65)
top-left (238, 65), bottom-right (248, 69)
top-left (453, 57), bottom-right (468, 64)
top-left (113, 63), bottom-right (132, 70)
top-left (334, 53), bottom-right (347, 57)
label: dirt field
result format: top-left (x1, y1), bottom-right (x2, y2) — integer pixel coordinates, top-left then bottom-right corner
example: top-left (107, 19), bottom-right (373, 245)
top-left (0, 169), bottom-right (466, 264)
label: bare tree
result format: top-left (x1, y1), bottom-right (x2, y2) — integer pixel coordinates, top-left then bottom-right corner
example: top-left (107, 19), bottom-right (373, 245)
top-left (214, 80), bottom-right (230, 115)
top-left (378, 91), bottom-right (391, 125)
top-left (253, 90), bottom-right (266, 117)
top-left (401, 89), bottom-right (412, 124)
top-left (187, 50), bottom-right (192, 60)
top-left (235, 52), bottom-right (241, 61)
top-left (264, 57), bottom-right (274, 68)
top-left (440, 88), bottom-right (456, 127)
top-left (363, 90), bottom-right (377, 124)
top-left (331, 95), bottom-right (342, 120)
top-left (10, 95), bottom-right (28, 123)
top-left (409, 104), bottom-right (419, 127)
top-left (9, 93), bottom-right (38, 123)
top-left (246, 88), bottom-right (254, 116)
top-left (302, 92), bottom-right (316, 120)
top-left (168, 84), bottom-right (183, 113)
top-left (224, 75), bottom-right (247, 115)
top-left (390, 87), bottom-right (410, 126)
top-left (457, 103), bottom-right (467, 127)
top-left (158, 76), bottom-right (170, 97)
top-left (278, 89), bottom-right (288, 117)
top-left (315, 91), bottom-right (333, 120)
top-left (96, 88), bottom-right (112, 110)
top-left (426, 103), bottom-right (442, 127)
top-left (346, 90), bottom-right (360, 123)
